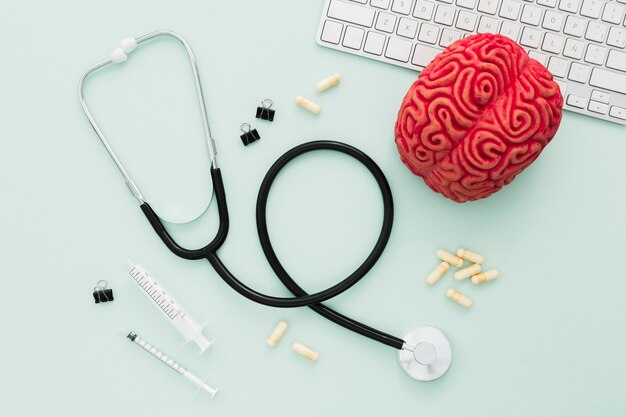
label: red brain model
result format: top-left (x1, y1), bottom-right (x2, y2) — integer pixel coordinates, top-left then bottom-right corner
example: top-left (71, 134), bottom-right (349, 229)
top-left (394, 34), bottom-right (563, 203)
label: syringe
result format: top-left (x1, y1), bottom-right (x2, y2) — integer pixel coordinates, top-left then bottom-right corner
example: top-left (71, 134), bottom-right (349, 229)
top-left (128, 263), bottom-right (212, 353)
top-left (126, 330), bottom-right (218, 397)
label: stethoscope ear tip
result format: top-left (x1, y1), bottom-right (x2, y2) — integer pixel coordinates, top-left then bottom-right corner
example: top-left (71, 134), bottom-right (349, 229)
top-left (398, 326), bottom-right (452, 382)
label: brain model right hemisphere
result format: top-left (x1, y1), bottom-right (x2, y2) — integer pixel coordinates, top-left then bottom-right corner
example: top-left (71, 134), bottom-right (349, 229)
top-left (394, 34), bottom-right (563, 203)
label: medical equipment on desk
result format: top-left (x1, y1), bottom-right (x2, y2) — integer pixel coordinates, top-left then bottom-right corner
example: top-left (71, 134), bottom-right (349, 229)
top-left (78, 30), bottom-right (452, 382)
top-left (128, 263), bottom-right (213, 353)
top-left (124, 330), bottom-right (218, 397)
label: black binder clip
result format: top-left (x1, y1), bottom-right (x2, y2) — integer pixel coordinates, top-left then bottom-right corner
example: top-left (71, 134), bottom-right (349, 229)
top-left (93, 280), bottom-right (114, 304)
top-left (255, 99), bottom-right (275, 122)
top-left (240, 123), bottom-right (260, 146)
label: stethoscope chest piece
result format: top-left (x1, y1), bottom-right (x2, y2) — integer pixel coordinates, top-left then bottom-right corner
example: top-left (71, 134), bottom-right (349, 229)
top-left (398, 326), bottom-right (452, 381)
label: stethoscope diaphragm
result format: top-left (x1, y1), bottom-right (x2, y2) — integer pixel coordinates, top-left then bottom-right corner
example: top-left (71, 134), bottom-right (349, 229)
top-left (398, 326), bottom-right (452, 381)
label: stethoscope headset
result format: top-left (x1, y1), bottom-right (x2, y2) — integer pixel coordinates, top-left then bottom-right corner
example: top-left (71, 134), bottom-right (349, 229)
top-left (78, 30), bottom-right (452, 382)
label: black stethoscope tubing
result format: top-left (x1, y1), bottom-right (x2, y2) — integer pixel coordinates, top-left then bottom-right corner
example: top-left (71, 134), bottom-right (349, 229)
top-left (141, 140), bottom-right (405, 350)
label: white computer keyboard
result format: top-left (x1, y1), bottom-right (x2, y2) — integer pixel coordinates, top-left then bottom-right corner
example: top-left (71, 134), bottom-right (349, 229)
top-left (316, 0), bottom-right (626, 125)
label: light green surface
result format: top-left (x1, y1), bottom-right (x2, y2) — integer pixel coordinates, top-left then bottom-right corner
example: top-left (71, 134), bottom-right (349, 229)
top-left (1, 1), bottom-right (625, 415)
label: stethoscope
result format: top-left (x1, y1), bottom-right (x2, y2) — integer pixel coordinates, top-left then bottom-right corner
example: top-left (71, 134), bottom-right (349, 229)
top-left (78, 30), bottom-right (452, 382)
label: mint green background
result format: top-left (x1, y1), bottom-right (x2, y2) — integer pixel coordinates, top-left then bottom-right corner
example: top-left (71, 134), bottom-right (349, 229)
top-left (1, 1), bottom-right (625, 416)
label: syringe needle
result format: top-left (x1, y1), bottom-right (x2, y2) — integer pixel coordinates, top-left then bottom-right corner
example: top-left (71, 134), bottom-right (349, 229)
top-left (126, 331), bottom-right (218, 397)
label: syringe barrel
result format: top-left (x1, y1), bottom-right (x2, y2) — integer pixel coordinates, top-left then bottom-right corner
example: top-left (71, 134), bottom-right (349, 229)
top-left (128, 332), bottom-right (186, 375)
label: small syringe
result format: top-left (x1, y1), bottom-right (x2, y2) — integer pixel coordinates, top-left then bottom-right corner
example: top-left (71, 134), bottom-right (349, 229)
top-left (126, 330), bottom-right (218, 397)
top-left (128, 263), bottom-right (212, 352)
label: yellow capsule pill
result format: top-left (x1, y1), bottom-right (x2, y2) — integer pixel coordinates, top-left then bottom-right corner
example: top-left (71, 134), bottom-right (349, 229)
top-left (446, 288), bottom-right (473, 308)
top-left (295, 95), bottom-right (321, 114)
top-left (436, 249), bottom-right (464, 268)
top-left (471, 269), bottom-right (500, 285)
top-left (292, 342), bottom-right (319, 361)
top-left (426, 262), bottom-right (449, 285)
top-left (456, 248), bottom-right (485, 264)
top-left (267, 320), bottom-right (288, 347)
top-left (316, 72), bottom-right (341, 92)
top-left (454, 263), bottom-right (482, 281)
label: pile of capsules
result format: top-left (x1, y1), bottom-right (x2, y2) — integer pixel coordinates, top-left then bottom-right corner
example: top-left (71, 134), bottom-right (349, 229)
top-left (266, 320), bottom-right (319, 362)
top-left (426, 248), bottom-right (499, 308)
top-left (295, 72), bottom-right (341, 115)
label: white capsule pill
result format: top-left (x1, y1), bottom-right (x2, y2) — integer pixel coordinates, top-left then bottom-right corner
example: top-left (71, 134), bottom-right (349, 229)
top-left (426, 262), bottom-right (449, 285)
top-left (267, 320), bottom-right (288, 347)
top-left (454, 263), bottom-right (482, 281)
top-left (456, 248), bottom-right (485, 264)
top-left (295, 95), bottom-right (321, 114)
top-left (446, 288), bottom-right (473, 308)
top-left (316, 72), bottom-right (341, 92)
top-left (471, 269), bottom-right (500, 285)
top-left (436, 249), bottom-right (464, 268)
top-left (292, 342), bottom-right (319, 361)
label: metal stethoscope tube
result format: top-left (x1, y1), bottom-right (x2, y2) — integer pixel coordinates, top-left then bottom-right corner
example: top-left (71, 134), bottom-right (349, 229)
top-left (79, 30), bottom-right (452, 381)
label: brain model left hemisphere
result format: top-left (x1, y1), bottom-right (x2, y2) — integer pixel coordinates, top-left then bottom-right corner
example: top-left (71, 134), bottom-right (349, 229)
top-left (394, 34), bottom-right (563, 203)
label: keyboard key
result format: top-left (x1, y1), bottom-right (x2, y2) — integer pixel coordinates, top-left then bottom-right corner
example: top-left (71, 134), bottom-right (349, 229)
top-left (521, 27), bottom-right (542, 48)
top-left (440, 28), bottom-right (462, 46)
top-left (364, 31), bottom-right (386, 54)
top-left (563, 38), bottom-right (585, 59)
top-left (437, 0), bottom-right (454, 4)
top-left (376, 12), bottom-right (397, 32)
top-left (568, 62), bottom-right (591, 82)
top-left (580, 0), bottom-right (602, 18)
top-left (500, 21), bottom-right (521, 40)
top-left (418, 22), bottom-right (441, 43)
top-left (609, 106), bottom-right (626, 120)
top-left (585, 21), bottom-right (608, 43)
top-left (343, 26), bottom-right (365, 49)
top-left (589, 68), bottom-right (626, 94)
top-left (521, 5), bottom-right (543, 26)
top-left (607, 27), bottom-right (626, 48)
top-left (607, 50), bottom-right (626, 71)
top-left (542, 10), bottom-right (565, 31)
top-left (363, 32), bottom-right (385, 55)
top-left (529, 50), bottom-right (549, 65)
top-left (413, 1), bottom-right (435, 19)
top-left (566, 94), bottom-right (587, 108)
top-left (371, 0), bottom-right (391, 9)
top-left (542, 32), bottom-right (565, 53)
top-left (385, 36), bottom-right (412, 61)
top-left (352, 0), bottom-right (368, 3)
top-left (548, 56), bottom-right (568, 77)
top-left (558, 0), bottom-right (580, 13)
top-left (412, 44), bottom-right (443, 66)
top-left (500, 0), bottom-right (522, 20)
top-left (537, 0), bottom-right (557, 7)
top-left (591, 90), bottom-right (611, 103)
top-left (321, 20), bottom-right (344, 44)
top-left (478, 0), bottom-right (499, 15)
top-left (434, 5), bottom-right (456, 25)
top-left (601, 3), bottom-right (625, 25)
top-left (588, 100), bottom-right (609, 114)
top-left (456, 10), bottom-right (478, 31)
top-left (397, 17), bottom-right (419, 38)
top-left (584, 44), bottom-right (607, 64)
top-left (391, 0), bottom-right (413, 14)
top-left (328, 0), bottom-right (376, 27)
top-left (456, 0), bottom-right (477, 9)
top-left (563, 15), bottom-right (586, 37)
top-left (478, 16), bottom-right (500, 33)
